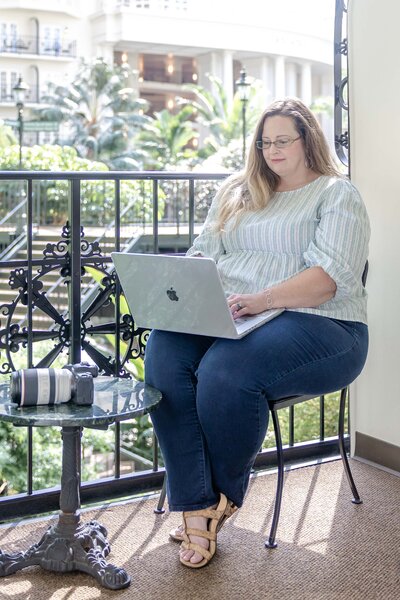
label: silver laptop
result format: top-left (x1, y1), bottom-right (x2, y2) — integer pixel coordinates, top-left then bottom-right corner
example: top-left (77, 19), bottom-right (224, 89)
top-left (111, 252), bottom-right (284, 339)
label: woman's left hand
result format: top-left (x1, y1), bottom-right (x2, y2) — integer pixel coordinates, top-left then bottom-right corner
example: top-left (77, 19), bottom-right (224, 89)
top-left (227, 292), bottom-right (268, 319)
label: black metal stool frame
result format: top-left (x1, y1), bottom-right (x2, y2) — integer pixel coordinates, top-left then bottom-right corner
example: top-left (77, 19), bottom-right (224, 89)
top-left (264, 261), bottom-right (368, 548)
top-left (264, 386), bottom-right (362, 548)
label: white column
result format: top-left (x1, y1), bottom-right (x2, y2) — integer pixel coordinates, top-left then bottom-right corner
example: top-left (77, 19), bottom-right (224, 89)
top-left (300, 62), bottom-right (312, 106)
top-left (198, 52), bottom-right (220, 88)
top-left (221, 50), bottom-right (233, 109)
top-left (286, 62), bottom-right (297, 97)
top-left (259, 56), bottom-right (273, 105)
top-left (97, 43), bottom-right (114, 64)
top-left (274, 55), bottom-right (285, 99)
top-left (127, 52), bottom-right (140, 89)
top-left (320, 73), bottom-right (334, 149)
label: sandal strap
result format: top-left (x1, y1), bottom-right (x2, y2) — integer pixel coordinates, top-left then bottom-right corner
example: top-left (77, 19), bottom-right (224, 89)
top-left (183, 507), bottom-right (220, 520)
top-left (183, 496), bottom-right (230, 522)
top-left (179, 494), bottom-right (238, 569)
top-left (185, 527), bottom-right (216, 541)
top-left (181, 540), bottom-right (212, 561)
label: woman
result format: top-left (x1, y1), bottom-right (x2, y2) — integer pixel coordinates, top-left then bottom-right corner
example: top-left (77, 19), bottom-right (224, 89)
top-left (144, 98), bottom-right (370, 568)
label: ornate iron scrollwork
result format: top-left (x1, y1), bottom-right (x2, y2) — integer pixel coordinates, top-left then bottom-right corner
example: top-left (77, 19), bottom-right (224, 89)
top-left (0, 225), bottom-right (147, 377)
top-left (334, 0), bottom-right (349, 170)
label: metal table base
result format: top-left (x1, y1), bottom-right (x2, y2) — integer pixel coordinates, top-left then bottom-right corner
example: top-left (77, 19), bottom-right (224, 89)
top-left (0, 427), bottom-right (130, 590)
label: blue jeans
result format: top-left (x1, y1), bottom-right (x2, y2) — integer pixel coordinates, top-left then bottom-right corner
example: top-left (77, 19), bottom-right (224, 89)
top-left (144, 312), bottom-right (368, 512)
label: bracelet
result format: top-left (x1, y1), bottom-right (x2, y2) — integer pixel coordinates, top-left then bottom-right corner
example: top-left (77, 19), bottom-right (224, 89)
top-left (264, 288), bottom-right (273, 310)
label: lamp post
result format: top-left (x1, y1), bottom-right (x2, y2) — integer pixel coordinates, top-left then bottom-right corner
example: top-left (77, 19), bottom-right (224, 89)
top-left (235, 67), bottom-right (251, 165)
top-left (12, 77), bottom-right (29, 169)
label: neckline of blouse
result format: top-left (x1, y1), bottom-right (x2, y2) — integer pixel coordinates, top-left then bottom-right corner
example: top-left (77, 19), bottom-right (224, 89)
top-left (274, 175), bottom-right (327, 194)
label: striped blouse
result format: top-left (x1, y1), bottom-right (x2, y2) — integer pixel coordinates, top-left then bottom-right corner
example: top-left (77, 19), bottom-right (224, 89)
top-left (186, 176), bottom-right (370, 324)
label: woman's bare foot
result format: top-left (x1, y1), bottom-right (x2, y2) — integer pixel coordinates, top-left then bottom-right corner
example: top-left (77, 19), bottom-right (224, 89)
top-left (169, 523), bottom-right (185, 542)
top-left (179, 513), bottom-right (212, 564)
top-left (179, 501), bottom-right (220, 565)
top-left (179, 496), bottom-right (238, 568)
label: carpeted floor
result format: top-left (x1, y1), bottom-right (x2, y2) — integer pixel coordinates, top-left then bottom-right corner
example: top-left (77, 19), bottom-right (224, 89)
top-left (0, 459), bottom-right (399, 600)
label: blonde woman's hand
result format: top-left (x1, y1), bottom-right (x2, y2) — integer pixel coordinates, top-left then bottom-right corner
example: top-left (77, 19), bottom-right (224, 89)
top-left (227, 292), bottom-right (270, 319)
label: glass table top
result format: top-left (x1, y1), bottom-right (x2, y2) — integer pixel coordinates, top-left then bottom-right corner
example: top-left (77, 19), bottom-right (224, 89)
top-left (0, 376), bottom-right (162, 428)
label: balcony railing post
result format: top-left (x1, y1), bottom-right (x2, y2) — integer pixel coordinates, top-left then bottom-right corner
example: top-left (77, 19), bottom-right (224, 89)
top-left (27, 178), bottom-right (33, 367)
top-left (152, 178), bottom-right (159, 253)
top-left (334, 0), bottom-right (349, 171)
top-left (69, 178), bottom-right (82, 364)
top-left (114, 179), bottom-right (121, 375)
top-left (188, 178), bottom-right (195, 248)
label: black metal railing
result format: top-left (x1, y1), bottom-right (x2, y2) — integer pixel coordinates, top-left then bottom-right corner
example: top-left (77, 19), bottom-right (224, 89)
top-left (334, 0), bottom-right (349, 170)
top-left (0, 170), bottom-right (349, 521)
top-left (0, 35), bottom-right (76, 58)
top-left (0, 171), bottom-right (223, 519)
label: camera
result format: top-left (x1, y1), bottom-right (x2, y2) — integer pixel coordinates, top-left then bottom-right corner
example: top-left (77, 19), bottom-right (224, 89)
top-left (10, 362), bottom-right (99, 407)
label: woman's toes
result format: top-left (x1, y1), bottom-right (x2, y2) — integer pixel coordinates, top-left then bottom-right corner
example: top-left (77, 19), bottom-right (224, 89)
top-left (189, 551), bottom-right (204, 564)
top-left (180, 514), bottom-right (212, 565)
top-left (180, 546), bottom-right (203, 564)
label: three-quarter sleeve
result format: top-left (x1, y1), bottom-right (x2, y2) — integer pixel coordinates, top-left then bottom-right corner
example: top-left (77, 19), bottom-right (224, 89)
top-left (303, 179), bottom-right (370, 299)
top-left (186, 191), bottom-right (225, 262)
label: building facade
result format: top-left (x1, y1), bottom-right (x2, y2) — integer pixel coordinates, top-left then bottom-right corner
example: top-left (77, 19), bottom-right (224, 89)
top-left (0, 0), bottom-right (335, 145)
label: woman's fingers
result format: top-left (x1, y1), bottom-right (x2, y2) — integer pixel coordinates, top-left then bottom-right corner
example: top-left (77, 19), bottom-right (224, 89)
top-left (228, 292), bottom-right (267, 317)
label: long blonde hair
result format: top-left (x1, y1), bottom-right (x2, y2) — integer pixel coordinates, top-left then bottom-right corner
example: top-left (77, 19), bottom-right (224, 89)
top-left (216, 98), bottom-right (341, 230)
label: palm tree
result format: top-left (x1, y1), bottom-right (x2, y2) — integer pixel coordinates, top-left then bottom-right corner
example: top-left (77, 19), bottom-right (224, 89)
top-left (34, 58), bottom-right (150, 169)
top-left (176, 74), bottom-right (265, 157)
top-left (137, 105), bottom-right (198, 169)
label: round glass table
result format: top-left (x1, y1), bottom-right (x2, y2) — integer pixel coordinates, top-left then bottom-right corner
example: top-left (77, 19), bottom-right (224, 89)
top-left (0, 376), bottom-right (162, 590)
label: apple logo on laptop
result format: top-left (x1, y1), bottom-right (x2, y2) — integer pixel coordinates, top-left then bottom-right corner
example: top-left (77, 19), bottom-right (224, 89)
top-left (166, 287), bottom-right (179, 301)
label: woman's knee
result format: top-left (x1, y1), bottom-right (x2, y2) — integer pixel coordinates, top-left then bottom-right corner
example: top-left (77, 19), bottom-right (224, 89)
top-left (145, 330), bottom-right (214, 386)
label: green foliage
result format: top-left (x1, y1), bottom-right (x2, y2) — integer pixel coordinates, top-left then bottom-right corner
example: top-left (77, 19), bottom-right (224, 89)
top-left (0, 144), bottom-right (161, 226)
top-left (0, 421), bottom-right (29, 493)
top-left (0, 121), bottom-right (17, 148)
top-left (177, 74), bottom-right (265, 158)
top-left (263, 392), bottom-right (347, 449)
top-left (0, 142), bottom-right (106, 172)
top-left (34, 58), bottom-right (150, 169)
top-left (120, 415), bottom-right (156, 464)
top-left (84, 265), bottom-right (145, 381)
top-left (0, 421), bottom-right (115, 494)
top-left (310, 96), bottom-right (334, 118)
top-left (137, 106), bottom-right (198, 169)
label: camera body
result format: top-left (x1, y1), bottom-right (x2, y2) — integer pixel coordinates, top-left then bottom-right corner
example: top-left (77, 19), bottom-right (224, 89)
top-left (10, 362), bottom-right (99, 407)
top-left (63, 362), bottom-right (99, 406)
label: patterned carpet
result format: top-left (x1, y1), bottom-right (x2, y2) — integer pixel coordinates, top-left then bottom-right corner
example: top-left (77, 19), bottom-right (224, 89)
top-left (0, 459), bottom-right (399, 600)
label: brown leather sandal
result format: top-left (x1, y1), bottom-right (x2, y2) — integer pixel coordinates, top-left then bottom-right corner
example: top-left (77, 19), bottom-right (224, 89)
top-left (179, 493), bottom-right (238, 569)
top-left (170, 497), bottom-right (237, 542)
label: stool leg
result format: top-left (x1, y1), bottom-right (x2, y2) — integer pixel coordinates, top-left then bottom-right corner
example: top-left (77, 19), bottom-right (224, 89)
top-left (154, 473), bottom-right (167, 514)
top-left (265, 409), bottom-right (285, 549)
top-left (338, 387), bottom-right (362, 504)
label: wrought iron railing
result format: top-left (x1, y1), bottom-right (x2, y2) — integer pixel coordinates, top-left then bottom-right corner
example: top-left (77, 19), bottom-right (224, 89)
top-left (0, 169), bottom-right (350, 521)
top-left (334, 0), bottom-right (349, 170)
top-left (0, 35), bottom-right (76, 58)
top-left (0, 171), bottom-right (223, 519)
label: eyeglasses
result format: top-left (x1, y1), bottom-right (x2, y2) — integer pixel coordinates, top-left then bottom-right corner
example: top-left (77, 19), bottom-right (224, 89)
top-left (255, 136), bottom-right (301, 150)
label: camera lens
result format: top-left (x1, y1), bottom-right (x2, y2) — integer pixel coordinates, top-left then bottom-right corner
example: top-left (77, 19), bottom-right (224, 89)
top-left (10, 368), bottom-right (73, 406)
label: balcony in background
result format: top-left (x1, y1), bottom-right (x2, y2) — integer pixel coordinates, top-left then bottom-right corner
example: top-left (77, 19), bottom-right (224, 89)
top-left (0, 36), bottom-right (76, 58)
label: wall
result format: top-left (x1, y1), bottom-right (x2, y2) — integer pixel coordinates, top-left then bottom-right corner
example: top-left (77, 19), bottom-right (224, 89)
top-left (348, 0), bottom-right (400, 464)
